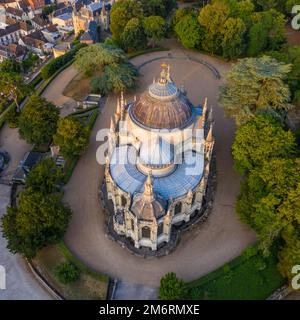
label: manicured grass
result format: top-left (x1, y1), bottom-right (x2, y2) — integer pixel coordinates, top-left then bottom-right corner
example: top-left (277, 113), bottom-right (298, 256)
top-left (32, 243), bottom-right (108, 300)
top-left (184, 244), bottom-right (286, 300)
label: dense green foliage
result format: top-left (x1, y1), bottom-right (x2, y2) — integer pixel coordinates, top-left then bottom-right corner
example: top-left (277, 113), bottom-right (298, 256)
top-left (184, 244), bottom-right (285, 299)
top-left (18, 95), bottom-right (59, 145)
top-left (53, 117), bottom-right (89, 159)
top-left (219, 56), bottom-right (291, 125)
top-left (41, 44), bottom-right (85, 79)
top-left (143, 15), bottom-right (166, 47)
top-left (54, 262), bottom-right (80, 284)
top-left (232, 115), bottom-right (296, 173)
top-left (266, 46), bottom-right (300, 107)
top-left (109, 0), bottom-right (173, 51)
top-left (0, 72), bottom-right (29, 111)
top-left (121, 18), bottom-right (147, 52)
top-left (172, 0), bottom-right (287, 59)
top-left (1, 190), bottom-right (72, 258)
top-left (174, 10), bottom-right (204, 49)
top-left (74, 44), bottom-right (138, 95)
top-left (159, 272), bottom-right (185, 300)
top-left (26, 158), bottom-right (63, 195)
top-left (233, 113), bottom-right (300, 280)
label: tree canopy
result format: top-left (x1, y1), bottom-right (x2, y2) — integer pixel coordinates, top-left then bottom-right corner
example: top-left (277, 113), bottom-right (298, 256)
top-left (143, 15), bottom-right (166, 47)
top-left (159, 272), bottom-right (185, 300)
top-left (121, 18), bottom-right (147, 52)
top-left (110, 0), bottom-right (143, 42)
top-left (26, 158), bottom-right (63, 195)
top-left (0, 72), bottom-right (29, 111)
top-left (53, 117), bottom-right (89, 159)
top-left (232, 114), bottom-right (296, 173)
top-left (18, 95), bottom-right (59, 145)
top-left (174, 12), bottom-right (204, 49)
top-left (236, 157), bottom-right (300, 252)
top-left (1, 190), bottom-right (72, 258)
top-left (219, 56), bottom-right (292, 125)
top-left (74, 44), bottom-right (138, 95)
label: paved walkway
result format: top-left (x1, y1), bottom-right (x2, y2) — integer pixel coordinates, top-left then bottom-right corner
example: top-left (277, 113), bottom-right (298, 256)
top-left (60, 44), bottom-right (256, 289)
top-left (114, 281), bottom-right (158, 300)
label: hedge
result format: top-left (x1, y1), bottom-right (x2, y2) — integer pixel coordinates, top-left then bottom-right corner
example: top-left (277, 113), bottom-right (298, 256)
top-left (41, 43), bottom-right (86, 80)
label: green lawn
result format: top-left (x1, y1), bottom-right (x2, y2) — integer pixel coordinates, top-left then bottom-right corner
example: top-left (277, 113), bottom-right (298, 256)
top-left (33, 243), bottom-right (108, 300)
top-left (184, 244), bottom-right (286, 300)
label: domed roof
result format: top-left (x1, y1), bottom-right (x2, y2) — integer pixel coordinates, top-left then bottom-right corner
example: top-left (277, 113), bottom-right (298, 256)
top-left (130, 64), bottom-right (193, 130)
top-left (131, 173), bottom-right (166, 221)
top-left (139, 136), bottom-right (174, 168)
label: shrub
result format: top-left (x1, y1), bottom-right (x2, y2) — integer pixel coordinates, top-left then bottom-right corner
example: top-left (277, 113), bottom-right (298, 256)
top-left (159, 272), bottom-right (185, 300)
top-left (54, 262), bottom-right (80, 284)
top-left (4, 106), bottom-right (19, 128)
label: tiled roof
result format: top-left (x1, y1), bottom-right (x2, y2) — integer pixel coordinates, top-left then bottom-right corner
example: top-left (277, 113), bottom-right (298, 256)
top-left (6, 6), bottom-right (24, 17)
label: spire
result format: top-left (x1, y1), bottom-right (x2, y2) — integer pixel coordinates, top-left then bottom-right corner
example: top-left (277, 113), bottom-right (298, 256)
top-left (208, 107), bottom-right (214, 123)
top-left (143, 171), bottom-right (154, 202)
top-left (206, 123), bottom-right (213, 143)
top-left (116, 99), bottom-right (121, 115)
top-left (120, 91), bottom-right (124, 108)
top-left (202, 97), bottom-right (208, 117)
top-left (110, 117), bottom-right (115, 132)
top-left (134, 95), bottom-right (137, 102)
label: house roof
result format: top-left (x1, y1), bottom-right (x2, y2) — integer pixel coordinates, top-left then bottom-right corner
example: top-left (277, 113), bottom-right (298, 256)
top-left (6, 6), bottom-right (24, 17)
top-left (32, 14), bottom-right (48, 27)
top-left (21, 30), bottom-right (47, 47)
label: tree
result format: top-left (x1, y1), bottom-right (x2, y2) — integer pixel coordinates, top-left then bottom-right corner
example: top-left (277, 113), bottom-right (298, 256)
top-left (121, 18), bottom-right (147, 52)
top-left (26, 158), bottom-right (63, 195)
top-left (247, 22), bottom-right (268, 56)
top-left (219, 56), bottom-right (292, 125)
top-left (110, 0), bottom-right (143, 42)
top-left (143, 16), bottom-right (166, 47)
top-left (232, 114), bottom-right (296, 174)
top-left (74, 43), bottom-right (128, 75)
top-left (198, 1), bottom-right (230, 54)
top-left (221, 18), bottom-right (246, 59)
top-left (0, 72), bottom-right (29, 112)
top-left (175, 13), bottom-right (204, 49)
top-left (237, 158), bottom-right (300, 252)
top-left (159, 272), bottom-right (185, 300)
top-left (18, 95), bottom-right (59, 145)
top-left (0, 58), bottom-right (21, 73)
top-left (1, 190), bottom-right (72, 258)
top-left (53, 117), bottom-right (89, 159)
top-left (278, 225), bottom-right (300, 281)
top-left (91, 62), bottom-right (138, 95)
top-left (140, 0), bottom-right (166, 17)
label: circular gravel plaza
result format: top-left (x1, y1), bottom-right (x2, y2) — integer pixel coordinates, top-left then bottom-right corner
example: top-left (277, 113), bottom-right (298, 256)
top-left (45, 46), bottom-right (257, 287)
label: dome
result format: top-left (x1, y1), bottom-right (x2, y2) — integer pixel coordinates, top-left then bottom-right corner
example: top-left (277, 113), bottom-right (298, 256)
top-left (139, 136), bottom-right (174, 168)
top-left (129, 64), bottom-right (193, 130)
top-left (131, 173), bottom-right (167, 221)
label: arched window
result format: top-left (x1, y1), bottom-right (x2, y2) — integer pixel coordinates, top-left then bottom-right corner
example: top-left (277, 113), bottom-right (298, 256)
top-left (142, 226), bottom-right (151, 238)
top-left (157, 223), bottom-right (164, 236)
top-left (174, 202), bottom-right (182, 215)
top-left (121, 195), bottom-right (127, 207)
top-left (131, 219), bottom-right (134, 231)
